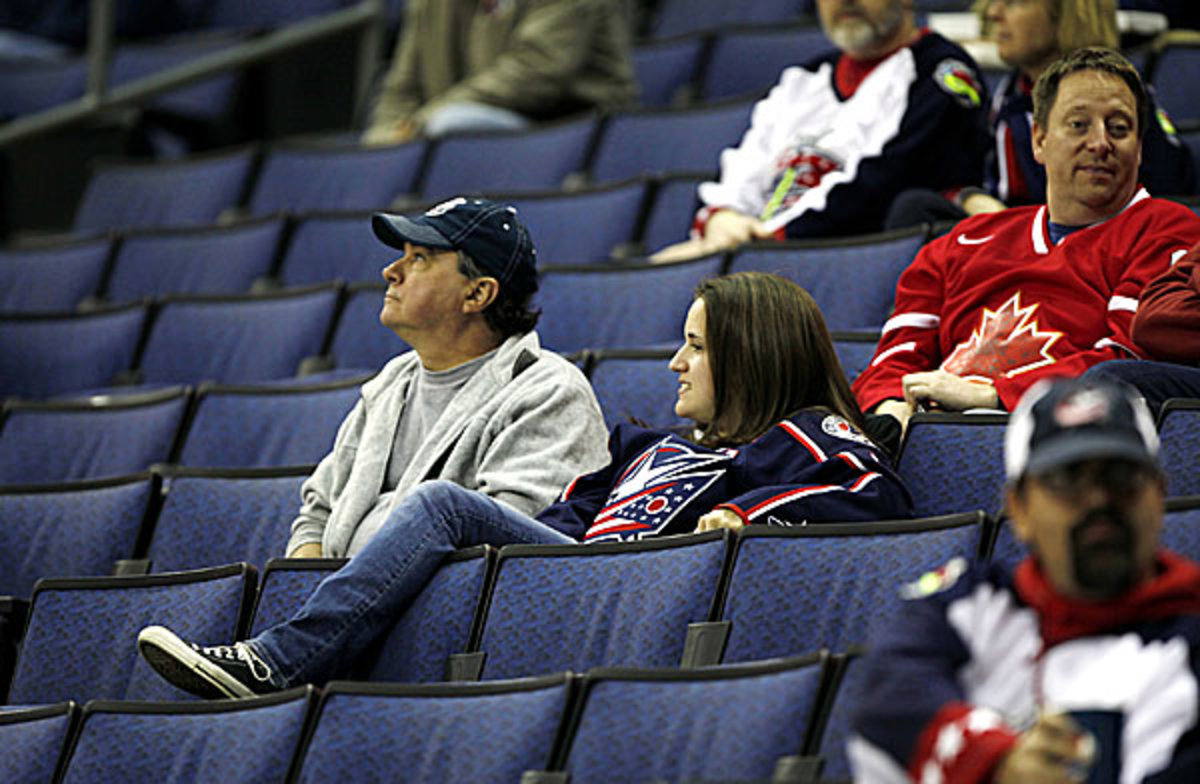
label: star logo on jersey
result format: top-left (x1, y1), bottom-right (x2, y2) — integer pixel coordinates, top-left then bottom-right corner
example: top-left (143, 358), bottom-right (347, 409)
top-left (941, 292), bottom-right (1063, 380)
top-left (584, 437), bottom-right (730, 542)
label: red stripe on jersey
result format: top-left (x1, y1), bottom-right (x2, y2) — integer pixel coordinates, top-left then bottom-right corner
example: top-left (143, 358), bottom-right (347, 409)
top-left (593, 481), bottom-right (673, 523)
top-left (779, 421), bottom-right (826, 461)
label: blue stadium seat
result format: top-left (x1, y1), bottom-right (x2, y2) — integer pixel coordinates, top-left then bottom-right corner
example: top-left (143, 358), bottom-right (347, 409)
top-left (177, 377), bottom-right (366, 468)
top-left (326, 283), bottom-right (412, 372)
top-left (419, 114), bottom-right (598, 200)
top-left (727, 226), bottom-right (928, 330)
top-left (111, 33), bottom-right (245, 125)
top-left (7, 563), bottom-right (256, 704)
top-left (105, 218), bottom-right (285, 302)
top-left (0, 236), bottom-right (111, 314)
top-left (145, 467), bottom-right (311, 574)
top-left (986, 517), bottom-right (1025, 574)
top-left (586, 347), bottom-right (684, 430)
top-left (248, 558), bottom-right (347, 637)
top-left (832, 330), bottom-right (881, 384)
top-left (0, 304), bottom-right (147, 399)
top-left (277, 211), bottom-right (395, 287)
top-left (589, 98), bottom-right (754, 183)
top-left (136, 285), bottom-right (340, 385)
top-left (1151, 40), bottom-right (1200, 128)
top-left (294, 675), bottom-right (571, 783)
top-left (555, 654), bottom-right (833, 783)
top-left (248, 140), bottom-right (425, 215)
top-left (0, 474), bottom-right (156, 598)
top-left (0, 58), bottom-right (86, 118)
top-left (1158, 399), bottom-right (1200, 496)
top-left (73, 146), bottom-right (255, 233)
top-left (640, 171), bottom-right (709, 253)
top-left (0, 702), bottom-right (78, 784)
top-left (701, 24), bottom-right (833, 101)
top-left (631, 35), bottom-right (705, 108)
top-left (896, 413), bottom-right (1009, 518)
top-left (59, 688), bottom-right (314, 784)
top-left (204, 0), bottom-right (348, 29)
top-left (535, 254), bottom-right (724, 353)
top-left (0, 388), bottom-right (190, 484)
top-left (471, 532), bottom-right (729, 680)
top-left (650, 0), bottom-right (808, 38)
top-left (501, 179), bottom-right (648, 264)
top-left (1164, 496), bottom-right (1200, 561)
top-left (717, 516), bottom-right (987, 778)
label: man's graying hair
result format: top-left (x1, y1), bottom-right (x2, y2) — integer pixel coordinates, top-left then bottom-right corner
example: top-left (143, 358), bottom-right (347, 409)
top-left (457, 251), bottom-right (540, 338)
top-left (1032, 47), bottom-right (1148, 139)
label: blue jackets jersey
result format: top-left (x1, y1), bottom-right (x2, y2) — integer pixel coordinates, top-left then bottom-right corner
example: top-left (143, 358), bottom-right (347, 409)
top-left (849, 553), bottom-right (1200, 783)
top-left (536, 409), bottom-right (912, 543)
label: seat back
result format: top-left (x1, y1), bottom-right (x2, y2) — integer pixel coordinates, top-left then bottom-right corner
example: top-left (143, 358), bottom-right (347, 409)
top-left (535, 255), bottom-right (723, 353)
top-left (503, 179), bottom-right (647, 264)
top-left (650, 0), bottom-right (806, 38)
top-left (294, 675), bottom-right (571, 783)
top-left (74, 147), bottom-right (255, 233)
top-left (559, 655), bottom-right (831, 784)
top-left (110, 34), bottom-right (243, 121)
top-left (701, 24), bottom-right (833, 101)
top-left (0, 702), bottom-right (78, 784)
top-left (631, 35), bottom-right (705, 107)
top-left (0, 474), bottom-right (156, 598)
top-left (105, 218), bottom-right (285, 302)
top-left (0, 388), bottom-right (190, 484)
top-left (1151, 41), bottom-right (1200, 127)
top-left (640, 172), bottom-right (709, 253)
top-left (727, 227), bottom-right (927, 330)
top-left (475, 532), bottom-right (729, 680)
top-left (328, 283), bottom-right (412, 371)
top-left (832, 330), bottom-right (881, 384)
top-left (0, 304), bottom-right (147, 399)
top-left (59, 689), bottom-right (314, 784)
top-left (8, 564), bottom-right (256, 704)
top-left (1163, 496), bottom-right (1200, 561)
top-left (249, 558), bottom-right (348, 636)
top-left (248, 141), bottom-right (425, 215)
top-left (279, 211), bottom-right (394, 287)
top-left (587, 348), bottom-right (684, 430)
top-left (146, 467), bottom-right (312, 574)
top-left (1158, 400), bottom-right (1200, 496)
top-left (137, 285), bottom-right (339, 385)
top-left (896, 413), bottom-right (1009, 518)
top-left (589, 99), bottom-right (754, 183)
top-left (0, 236), bottom-right (111, 314)
top-left (419, 115), bottom-right (598, 200)
top-left (178, 378), bottom-right (365, 468)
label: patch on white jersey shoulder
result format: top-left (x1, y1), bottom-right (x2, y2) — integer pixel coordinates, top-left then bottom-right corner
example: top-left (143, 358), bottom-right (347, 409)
top-left (900, 556), bottom-right (969, 600)
top-left (934, 58), bottom-right (983, 109)
top-left (821, 414), bottom-right (873, 447)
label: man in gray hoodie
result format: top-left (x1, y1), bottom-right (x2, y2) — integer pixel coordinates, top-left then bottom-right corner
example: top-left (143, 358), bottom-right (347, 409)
top-left (286, 197), bottom-right (609, 558)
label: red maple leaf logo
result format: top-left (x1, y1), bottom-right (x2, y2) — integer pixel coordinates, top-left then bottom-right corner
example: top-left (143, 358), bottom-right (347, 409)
top-left (941, 292), bottom-right (1063, 380)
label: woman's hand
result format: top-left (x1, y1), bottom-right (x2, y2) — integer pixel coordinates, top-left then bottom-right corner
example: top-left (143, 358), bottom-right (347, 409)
top-left (694, 509), bottom-right (745, 533)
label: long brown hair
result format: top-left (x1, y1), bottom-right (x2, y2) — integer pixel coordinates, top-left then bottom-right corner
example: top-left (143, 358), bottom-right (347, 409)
top-left (694, 272), bottom-right (868, 446)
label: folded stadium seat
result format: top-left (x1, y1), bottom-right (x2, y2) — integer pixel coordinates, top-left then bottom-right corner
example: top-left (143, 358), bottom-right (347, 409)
top-left (0, 304), bottom-right (147, 399)
top-left (831, 330), bottom-right (881, 384)
top-left (6, 563), bottom-right (256, 705)
top-left (0, 702), bottom-right (78, 783)
top-left (293, 674), bottom-right (571, 783)
top-left (714, 515), bottom-right (988, 778)
top-left (1163, 496), bottom-right (1200, 561)
top-left (72, 146), bottom-right (256, 234)
top-left (134, 284), bottom-right (340, 386)
top-left (631, 34), bottom-right (706, 108)
top-left (247, 140), bottom-right (426, 216)
top-left (0, 235), bottom-right (112, 314)
top-left (650, 0), bottom-right (809, 38)
top-left (588, 97), bottom-right (755, 183)
top-left (700, 23), bottom-right (833, 102)
top-left (1150, 34), bottom-right (1200, 128)
top-left (639, 171), bottom-right (711, 254)
top-left (895, 412), bottom-right (1010, 518)
top-left (247, 557), bottom-right (348, 637)
top-left (104, 217), bottom-right (286, 303)
top-left (534, 254), bottom-right (725, 354)
top-left (586, 347), bottom-right (686, 430)
top-left (277, 211), bottom-right (396, 287)
top-left (418, 114), bottom-right (600, 201)
top-left (144, 467), bottom-right (313, 575)
top-left (0, 58), bottom-right (86, 119)
top-left (57, 688), bottom-right (314, 784)
top-left (0, 387), bottom-right (190, 485)
top-left (726, 225), bottom-right (928, 331)
top-left (1158, 399), bottom-right (1200, 496)
top-left (0, 474), bottom-right (158, 599)
top-left (323, 283), bottom-right (412, 373)
top-left (176, 376), bottom-right (367, 468)
top-left (546, 654), bottom-right (835, 784)
top-left (498, 178), bottom-right (648, 264)
top-left (459, 531), bottom-right (729, 681)
top-left (362, 545), bottom-right (495, 684)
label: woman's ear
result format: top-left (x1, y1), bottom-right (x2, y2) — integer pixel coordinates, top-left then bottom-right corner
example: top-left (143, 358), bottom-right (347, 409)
top-left (463, 277), bottom-right (499, 313)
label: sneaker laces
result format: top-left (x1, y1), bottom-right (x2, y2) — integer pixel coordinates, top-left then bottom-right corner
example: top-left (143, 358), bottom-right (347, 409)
top-left (198, 642), bottom-right (274, 684)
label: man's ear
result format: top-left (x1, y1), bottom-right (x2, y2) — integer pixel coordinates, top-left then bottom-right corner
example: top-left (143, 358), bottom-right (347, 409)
top-left (1031, 122), bottom-right (1046, 166)
top-left (463, 277), bottom-right (499, 314)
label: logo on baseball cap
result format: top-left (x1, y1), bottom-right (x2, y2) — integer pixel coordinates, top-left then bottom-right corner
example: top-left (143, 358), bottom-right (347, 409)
top-left (371, 198), bottom-right (538, 297)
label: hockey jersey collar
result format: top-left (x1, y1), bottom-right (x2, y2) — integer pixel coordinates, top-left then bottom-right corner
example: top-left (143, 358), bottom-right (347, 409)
top-left (1030, 187), bottom-right (1150, 254)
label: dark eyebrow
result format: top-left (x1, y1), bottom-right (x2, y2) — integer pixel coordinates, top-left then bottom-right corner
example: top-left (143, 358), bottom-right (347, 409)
top-left (686, 331), bottom-right (704, 342)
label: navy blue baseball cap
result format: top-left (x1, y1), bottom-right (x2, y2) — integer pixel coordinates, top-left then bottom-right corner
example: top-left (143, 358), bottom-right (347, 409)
top-left (1004, 378), bottom-right (1159, 481)
top-left (372, 197), bottom-right (538, 298)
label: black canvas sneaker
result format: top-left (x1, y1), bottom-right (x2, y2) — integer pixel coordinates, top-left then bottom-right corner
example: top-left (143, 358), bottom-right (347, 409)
top-left (138, 625), bottom-right (279, 699)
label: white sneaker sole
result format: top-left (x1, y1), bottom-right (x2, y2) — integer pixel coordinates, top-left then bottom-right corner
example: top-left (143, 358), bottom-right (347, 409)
top-left (137, 625), bottom-right (256, 700)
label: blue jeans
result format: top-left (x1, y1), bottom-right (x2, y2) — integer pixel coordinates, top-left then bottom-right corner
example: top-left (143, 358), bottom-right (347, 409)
top-left (248, 480), bottom-right (573, 687)
top-left (1082, 360), bottom-right (1200, 416)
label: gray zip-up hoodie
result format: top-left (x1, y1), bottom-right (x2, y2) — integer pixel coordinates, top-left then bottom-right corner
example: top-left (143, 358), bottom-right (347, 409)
top-left (287, 331), bottom-right (609, 557)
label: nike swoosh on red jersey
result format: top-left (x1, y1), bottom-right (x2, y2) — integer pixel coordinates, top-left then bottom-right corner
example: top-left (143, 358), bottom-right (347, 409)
top-left (956, 234), bottom-right (994, 245)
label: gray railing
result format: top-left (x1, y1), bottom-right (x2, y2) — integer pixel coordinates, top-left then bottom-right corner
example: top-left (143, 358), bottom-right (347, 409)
top-left (0, 0), bottom-right (386, 148)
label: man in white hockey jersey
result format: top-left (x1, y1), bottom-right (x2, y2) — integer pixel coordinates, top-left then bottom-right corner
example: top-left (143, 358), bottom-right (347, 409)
top-left (652, 0), bottom-right (989, 261)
